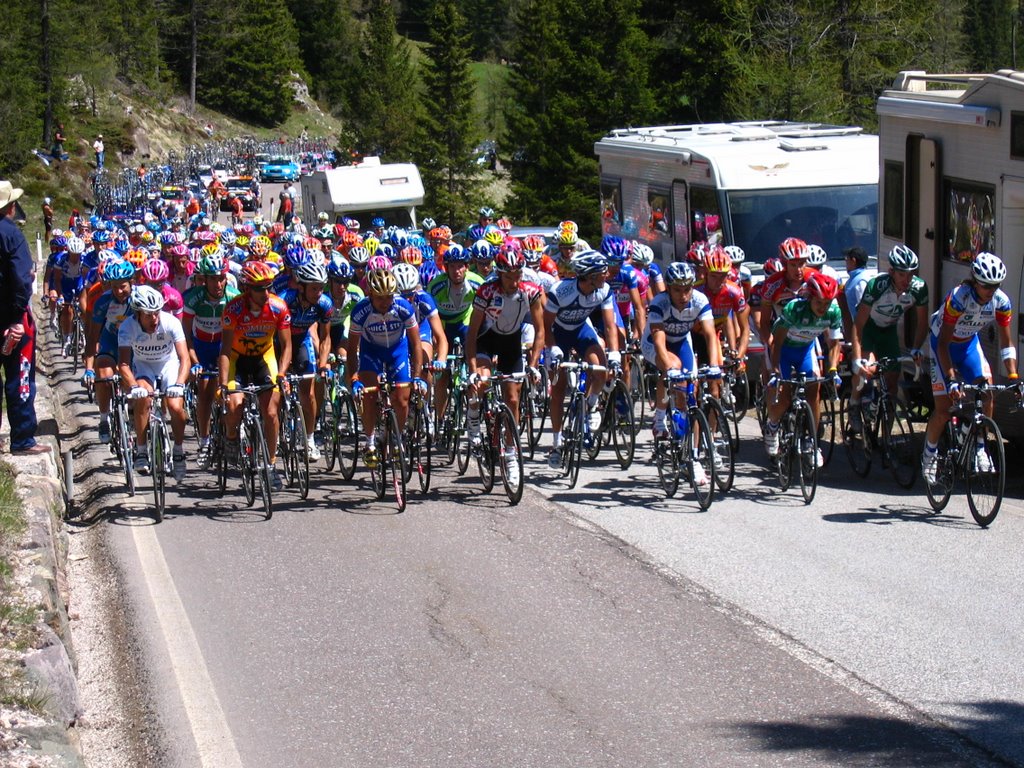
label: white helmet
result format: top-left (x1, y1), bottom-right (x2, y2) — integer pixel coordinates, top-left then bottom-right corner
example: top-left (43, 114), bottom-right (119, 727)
top-left (972, 252), bottom-right (1006, 285)
top-left (805, 244), bottom-right (828, 268)
top-left (392, 262), bottom-right (420, 293)
top-left (129, 285), bottom-right (165, 313)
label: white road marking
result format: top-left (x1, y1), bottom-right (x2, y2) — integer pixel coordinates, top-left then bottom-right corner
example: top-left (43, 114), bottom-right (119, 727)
top-left (132, 524), bottom-right (244, 768)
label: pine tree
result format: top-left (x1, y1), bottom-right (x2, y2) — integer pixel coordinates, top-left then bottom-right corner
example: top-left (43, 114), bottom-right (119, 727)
top-left (289, 0), bottom-right (362, 116)
top-left (416, 0), bottom-right (485, 224)
top-left (0, 0), bottom-right (43, 173)
top-left (963, 0), bottom-right (1014, 71)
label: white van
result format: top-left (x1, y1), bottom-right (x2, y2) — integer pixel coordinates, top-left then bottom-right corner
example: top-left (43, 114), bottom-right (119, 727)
top-left (877, 70), bottom-right (1024, 437)
top-left (300, 157), bottom-right (425, 230)
top-left (594, 122), bottom-right (879, 272)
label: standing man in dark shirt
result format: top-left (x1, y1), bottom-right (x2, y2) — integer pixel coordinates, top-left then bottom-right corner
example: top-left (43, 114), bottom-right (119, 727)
top-left (0, 181), bottom-right (49, 454)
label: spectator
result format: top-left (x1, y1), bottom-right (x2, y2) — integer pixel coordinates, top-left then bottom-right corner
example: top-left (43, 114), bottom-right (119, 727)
top-left (50, 125), bottom-right (66, 163)
top-left (0, 181), bottom-right (49, 455)
top-left (42, 197), bottom-right (53, 238)
top-left (92, 135), bottom-right (105, 169)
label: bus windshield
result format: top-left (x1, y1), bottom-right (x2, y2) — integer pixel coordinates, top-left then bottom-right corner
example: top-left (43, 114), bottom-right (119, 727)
top-left (727, 184), bottom-right (877, 267)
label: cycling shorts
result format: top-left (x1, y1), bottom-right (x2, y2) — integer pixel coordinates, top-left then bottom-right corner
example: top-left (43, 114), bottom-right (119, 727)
top-left (227, 350), bottom-right (278, 391)
top-left (641, 334), bottom-right (695, 373)
top-left (193, 337), bottom-right (221, 370)
top-left (329, 323), bottom-right (349, 349)
top-left (443, 322), bottom-right (468, 350)
top-left (861, 319), bottom-right (902, 365)
top-left (552, 322), bottom-right (602, 359)
top-left (134, 358), bottom-right (181, 390)
top-left (291, 333), bottom-right (317, 375)
top-left (778, 343), bottom-right (819, 379)
top-left (929, 333), bottom-right (990, 396)
top-left (476, 329), bottom-right (525, 375)
top-left (358, 340), bottom-right (412, 384)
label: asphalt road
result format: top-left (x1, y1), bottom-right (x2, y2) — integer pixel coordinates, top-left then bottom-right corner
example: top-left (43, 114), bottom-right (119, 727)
top-left (46, 313), bottom-right (1024, 768)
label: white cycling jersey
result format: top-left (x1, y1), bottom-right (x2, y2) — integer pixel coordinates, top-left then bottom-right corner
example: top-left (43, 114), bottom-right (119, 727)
top-left (544, 278), bottom-right (613, 331)
top-left (117, 311), bottom-right (185, 365)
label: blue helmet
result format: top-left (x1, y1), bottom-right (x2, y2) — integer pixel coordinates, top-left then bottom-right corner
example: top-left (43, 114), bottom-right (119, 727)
top-left (104, 260), bottom-right (136, 282)
top-left (443, 243), bottom-right (470, 264)
top-left (376, 243), bottom-right (396, 261)
top-left (600, 235), bottom-right (629, 263)
top-left (327, 255), bottom-right (354, 281)
top-left (371, 216), bottom-right (386, 228)
top-left (571, 250), bottom-right (609, 277)
top-left (469, 239), bottom-right (494, 261)
top-left (284, 244), bottom-right (312, 269)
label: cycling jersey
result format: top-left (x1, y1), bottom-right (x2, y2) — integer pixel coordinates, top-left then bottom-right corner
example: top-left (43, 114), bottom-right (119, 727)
top-left (473, 280), bottom-right (543, 336)
top-left (401, 289), bottom-right (439, 343)
top-left (183, 285), bottom-right (240, 343)
top-left (327, 284), bottom-right (365, 345)
top-left (54, 254), bottom-right (86, 301)
top-left (729, 264), bottom-right (752, 286)
top-left (929, 283), bottom-right (1012, 341)
top-left (642, 291), bottom-right (712, 346)
top-left (222, 293), bottom-right (291, 357)
top-left (91, 291), bottom-right (132, 356)
top-left (169, 261), bottom-right (195, 295)
top-left (279, 288), bottom-right (333, 336)
top-left (157, 283), bottom-right (184, 319)
top-left (858, 273), bottom-right (928, 329)
top-left (773, 298), bottom-right (843, 347)
top-left (427, 271), bottom-right (485, 326)
top-left (607, 264), bottom-right (640, 318)
top-left (349, 296), bottom-right (418, 351)
top-left (545, 279), bottom-right (614, 331)
top-left (523, 266), bottom-right (556, 293)
top-left (118, 311), bottom-right (185, 365)
top-left (698, 281), bottom-right (747, 329)
top-left (760, 267), bottom-right (815, 318)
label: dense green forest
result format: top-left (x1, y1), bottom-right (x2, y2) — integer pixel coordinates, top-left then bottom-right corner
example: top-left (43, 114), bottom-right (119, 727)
top-left (2, 0), bottom-right (1021, 228)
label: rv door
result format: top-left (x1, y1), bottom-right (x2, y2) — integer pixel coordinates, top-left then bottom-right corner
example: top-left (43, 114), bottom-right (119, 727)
top-left (906, 136), bottom-right (940, 311)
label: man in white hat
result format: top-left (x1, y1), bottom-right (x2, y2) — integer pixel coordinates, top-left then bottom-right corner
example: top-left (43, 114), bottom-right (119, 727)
top-left (92, 135), bottom-right (105, 169)
top-left (0, 181), bottom-right (48, 454)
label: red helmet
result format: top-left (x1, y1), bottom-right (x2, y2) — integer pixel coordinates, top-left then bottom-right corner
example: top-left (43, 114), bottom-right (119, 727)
top-left (704, 245), bottom-right (731, 273)
top-left (779, 237), bottom-right (808, 261)
top-left (686, 241), bottom-right (708, 264)
top-left (804, 271), bottom-right (839, 300)
top-left (496, 242), bottom-right (526, 272)
top-left (763, 257), bottom-right (784, 276)
top-left (398, 246), bottom-right (423, 266)
top-left (240, 260), bottom-right (276, 286)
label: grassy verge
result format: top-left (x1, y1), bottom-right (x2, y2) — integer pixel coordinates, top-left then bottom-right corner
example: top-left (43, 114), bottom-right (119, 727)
top-left (0, 461), bottom-right (40, 710)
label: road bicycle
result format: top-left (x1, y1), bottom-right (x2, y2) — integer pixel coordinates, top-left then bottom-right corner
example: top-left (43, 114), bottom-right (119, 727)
top-left (438, 337), bottom-right (471, 475)
top-left (586, 365), bottom-right (636, 470)
top-left (518, 347), bottom-right (549, 460)
top-left (403, 383), bottom-right (433, 495)
top-left (696, 367), bottom-right (735, 493)
top-left (924, 381), bottom-right (1022, 527)
top-left (278, 373), bottom-right (316, 500)
top-left (356, 373), bottom-right (409, 514)
top-left (624, 338), bottom-right (656, 436)
top-left (770, 372), bottom-right (823, 504)
top-left (717, 351), bottom-right (749, 452)
top-left (652, 370), bottom-right (716, 510)
top-left (554, 359), bottom-right (607, 490)
top-left (138, 379), bottom-right (174, 523)
top-left (100, 374), bottom-right (135, 497)
top-left (470, 371), bottom-right (525, 504)
top-left (235, 383), bottom-right (276, 519)
top-left (843, 355), bottom-right (918, 489)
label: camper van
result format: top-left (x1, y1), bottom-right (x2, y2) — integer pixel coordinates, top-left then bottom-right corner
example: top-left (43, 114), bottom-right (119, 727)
top-left (300, 157), bottom-right (424, 230)
top-left (877, 70), bottom-right (1024, 437)
top-left (594, 122), bottom-right (879, 271)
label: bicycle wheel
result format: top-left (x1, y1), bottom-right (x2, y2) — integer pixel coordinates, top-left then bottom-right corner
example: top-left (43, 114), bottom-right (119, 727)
top-left (607, 380), bottom-right (636, 469)
top-left (924, 426), bottom-right (954, 512)
top-left (884, 407), bottom-right (917, 490)
top-left (585, 399), bottom-right (603, 462)
top-left (118, 405), bottom-right (136, 497)
top-left (654, 432), bottom-right (680, 498)
top-left (240, 422), bottom-right (256, 507)
top-left (966, 415), bottom-right (1005, 527)
top-left (279, 405), bottom-right (294, 488)
top-left (71, 321), bottom-right (81, 376)
top-left (717, 377), bottom-right (741, 453)
top-left (844, 402), bottom-right (872, 477)
top-left (687, 407), bottom-right (715, 510)
top-left (703, 396), bottom-right (734, 493)
top-left (531, 366), bottom-right (550, 449)
top-left (369, 429), bottom-right (386, 501)
top-left (795, 401), bottom-right (818, 504)
top-left (627, 354), bottom-right (646, 436)
top-left (385, 409), bottom-right (408, 513)
top-left (456, 391), bottom-right (471, 476)
top-left (777, 415), bottom-right (793, 492)
top-left (476, 411), bottom-right (496, 493)
top-left (754, 378), bottom-right (768, 434)
top-left (495, 404), bottom-right (523, 505)
top-left (254, 420), bottom-right (273, 519)
top-left (336, 391), bottom-right (359, 481)
top-left (321, 394), bottom-right (337, 472)
top-left (731, 371), bottom-right (750, 422)
top-left (184, 383), bottom-right (198, 440)
top-left (410, 400), bottom-right (432, 494)
top-left (150, 421), bottom-right (166, 523)
top-left (817, 394), bottom-right (838, 468)
top-left (292, 406), bottom-right (310, 501)
top-left (563, 395), bottom-right (584, 489)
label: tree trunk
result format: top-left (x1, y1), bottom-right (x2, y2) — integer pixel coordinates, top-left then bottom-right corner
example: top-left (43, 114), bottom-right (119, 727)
top-left (41, 0), bottom-right (53, 145)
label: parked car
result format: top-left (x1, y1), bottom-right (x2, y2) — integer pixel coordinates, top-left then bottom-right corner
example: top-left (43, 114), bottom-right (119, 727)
top-left (219, 176), bottom-right (257, 212)
top-left (261, 155), bottom-right (300, 183)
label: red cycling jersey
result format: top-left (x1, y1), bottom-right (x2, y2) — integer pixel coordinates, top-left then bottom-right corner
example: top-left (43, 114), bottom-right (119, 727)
top-left (759, 267), bottom-right (814, 317)
top-left (698, 280), bottom-right (747, 329)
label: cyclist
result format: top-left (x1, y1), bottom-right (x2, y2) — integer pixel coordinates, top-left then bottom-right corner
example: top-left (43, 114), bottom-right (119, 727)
top-left (117, 286), bottom-right (191, 480)
top-left (394, 262), bottom-right (447, 386)
top-left (53, 236), bottom-right (88, 357)
top-left (183, 251), bottom-right (239, 468)
top-left (140, 255), bottom-right (185, 320)
top-left (325, 257), bottom-right (365, 371)
top-left (630, 241), bottom-right (663, 298)
top-left (698, 245), bottom-right (750, 376)
top-left (642, 262), bottom-right (719, 486)
top-left (346, 267), bottom-right (424, 468)
top-left (602, 235), bottom-right (647, 349)
top-left (805, 244), bottom-right (840, 280)
top-left (758, 237), bottom-right (814, 350)
top-left (469, 239), bottom-right (496, 280)
top-left (921, 252), bottom-right (1017, 484)
top-left (725, 245), bottom-right (752, 301)
top-left (219, 261), bottom-right (293, 491)
top-left (279, 260), bottom-right (334, 461)
top-left (84, 260), bottom-right (137, 444)
top-left (763, 271), bottom-right (843, 466)
top-left (847, 244), bottom-right (929, 432)
top-left (543, 250), bottom-right (620, 468)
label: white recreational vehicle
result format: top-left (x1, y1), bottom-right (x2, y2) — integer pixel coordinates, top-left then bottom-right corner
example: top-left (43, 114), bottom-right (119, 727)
top-left (594, 122), bottom-right (879, 271)
top-left (877, 70), bottom-right (1024, 437)
top-left (300, 157), bottom-right (424, 230)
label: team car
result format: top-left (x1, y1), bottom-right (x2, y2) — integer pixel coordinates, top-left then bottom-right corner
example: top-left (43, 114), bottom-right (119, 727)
top-left (260, 156), bottom-right (301, 183)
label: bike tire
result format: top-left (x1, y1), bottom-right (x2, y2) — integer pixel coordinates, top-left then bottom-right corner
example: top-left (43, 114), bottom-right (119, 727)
top-left (924, 425), bottom-right (954, 512)
top-left (71, 321), bottom-right (81, 376)
top-left (412, 401), bottom-right (432, 495)
top-left (654, 432), bottom-right (680, 498)
top-left (293, 405), bottom-right (310, 501)
top-left (336, 391), bottom-right (359, 481)
top-left (609, 380), bottom-right (636, 469)
top-left (240, 423), bottom-right (257, 507)
top-left (966, 415), bottom-right (1005, 527)
top-left (703, 396), bottom-right (735, 493)
top-left (386, 409), bottom-right (408, 514)
top-left (817, 394), bottom-right (838, 468)
top-left (885, 407), bottom-right (917, 490)
top-left (519, 380), bottom-right (537, 461)
top-left (777, 414), bottom-right (793, 492)
top-left (118, 405), bottom-right (136, 497)
top-left (279, 406), bottom-right (294, 488)
top-left (321, 395), bottom-right (337, 472)
top-left (687, 407), bottom-right (714, 510)
top-left (795, 401), bottom-right (818, 505)
top-left (254, 420), bottom-right (273, 519)
top-left (564, 395), bottom-right (584, 489)
top-left (496, 404), bottom-right (523, 505)
top-left (844, 402), bottom-right (872, 478)
top-left (731, 371), bottom-right (750, 422)
top-left (456, 391), bottom-right (471, 476)
top-left (477, 413), bottom-right (496, 493)
top-left (151, 422), bottom-right (166, 523)
top-left (627, 354), bottom-right (646, 436)
top-left (532, 365), bottom-right (550, 449)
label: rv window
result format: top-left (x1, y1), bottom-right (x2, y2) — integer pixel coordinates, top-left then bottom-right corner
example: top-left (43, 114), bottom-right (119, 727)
top-left (944, 179), bottom-right (995, 263)
top-left (645, 189), bottom-right (672, 240)
top-left (1012, 113), bottom-right (1024, 160)
top-left (883, 161), bottom-right (904, 238)
top-left (601, 179), bottom-right (622, 225)
top-left (690, 186), bottom-right (724, 246)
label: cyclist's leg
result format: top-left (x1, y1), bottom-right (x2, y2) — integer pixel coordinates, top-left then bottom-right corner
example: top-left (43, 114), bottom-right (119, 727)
top-left (194, 339), bottom-right (220, 439)
top-left (960, 335), bottom-right (995, 417)
top-left (388, 344), bottom-right (413, 430)
top-left (293, 334), bottom-right (318, 434)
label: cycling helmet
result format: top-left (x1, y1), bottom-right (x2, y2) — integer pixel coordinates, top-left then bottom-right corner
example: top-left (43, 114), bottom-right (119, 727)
top-left (240, 260), bottom-right (276, 286)
top-left (705, 245), bottom-right (731, 273)
top-left (327, 256), bottom-right (354, 281)
top-left (421, 244), bottom-right (435, 264)
top-left (303, 235), bottom-right (323, 252)
top-left (375, 243), bottom-right (396, 262)
top-left (220, 230), bottom-right (237, 246)
top-left (479, 206), bottom-right (495, 219)
top-left (200, 243), bottom-right (224, 260)
top-left (496, 244), bottom-right (526, 273)
top-left (366, 267), bottom-right (398, 296)
top-left (763, 257), bottom-right (784, 276)
top-left (104, 260), bottom-right (136, 283)
top-left (235, 235), bottom-right (251, 250)
top-left (805, 244), bottom-right (828, 268)
top-left (317, 211), bottom-right (330, 223)
top-left (470, 239), bottom-right (494, 261)
top-left (130, 285), bottom-right (165, 313)
top-left (972, 252), bottom-right (1007, 285)
top-left (398, 246), bottom-right (423, 266)
top-left (141, 258), bottom-right (170, 283)
top-left (197, 252), bottom-right (228, 275)
top-left (685, 241), bottom-right (707, 265)
top-left (66, 236), bottom-right (85, 255)
top-left (390, 228), bottom-right (410, 248)
top-left (284, 244), bottom-right (312, 270)
top-left (600, 235), bottom-right (629, 263)
top-left (367, 254), bottom-right (394, 272)
top-left (50, 234), bottom-right (68, 250)
top-left (665, 262), bottom-right (696, 287)
top-left (362, 235), bottom-right (380, 255)
top-left (166, 242), bottom-right (187, 259)
top-left (804, 271), bottom-right (840, 300)
top-left (571, 250), bottom-right (609, 278)
top-left (496, 217), bottom-right (513, 233)
top-left (483, 225), bottom-right (504, 247)
top-left (558, 220), bottom-right (579, 234)
top-left (393, 262), bottom-right (421, 293)
top-left (444, 243), bottom-right (469, 264)
top-left (724, 245), bottom-right (745, 265)
top-left (888, 244), bottom-right (919, 272)
top-left (125, 249), bottom-right (148, 269)
top-left (159, 231), bottom-right (179, 247)
top-left (372, 216), bottom-right (387, 229)
top-left (295, 261), bottom-right (328, 285)
top-left (345, 217), bottom-right (360, 232)
top-left (465, 224), bottom-right (486, 242)
top-left (347, 246), bottom-right (370, 266)
top-left (91, 231), bottom-right (111, 245)
top-left (779, 236), bottom-right (808, 261)
top-left (631, 242), bottom-right (655, 269)
top-left (555, 228), bottom-right (578, 247)
top-left (341, 230), bottom-right (362, 251)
